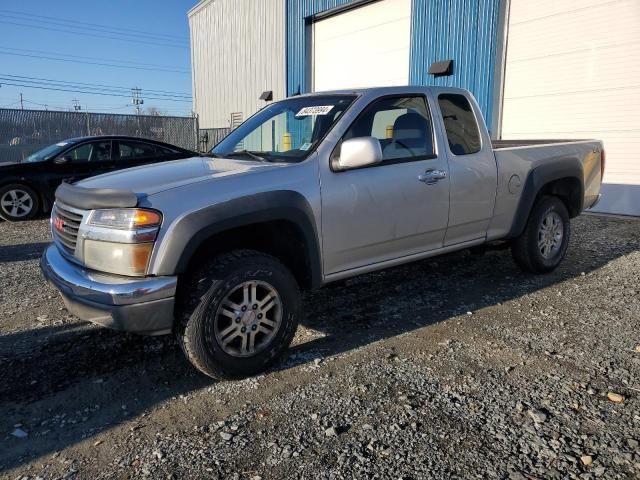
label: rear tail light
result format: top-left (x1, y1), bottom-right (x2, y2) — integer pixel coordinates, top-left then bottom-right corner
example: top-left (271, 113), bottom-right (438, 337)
top-left (600, 149), bottom-right (606, 181)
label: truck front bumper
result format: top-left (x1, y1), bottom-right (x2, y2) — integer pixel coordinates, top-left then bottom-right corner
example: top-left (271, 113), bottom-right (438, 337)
top-left (40, 245), bottom-right (177, 335)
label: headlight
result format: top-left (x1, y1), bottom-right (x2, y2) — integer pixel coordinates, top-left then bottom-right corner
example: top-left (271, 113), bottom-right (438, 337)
top-left (89, 208), bottom-right (161, 229)
top-left (83, 208), bottom-right (162, 276)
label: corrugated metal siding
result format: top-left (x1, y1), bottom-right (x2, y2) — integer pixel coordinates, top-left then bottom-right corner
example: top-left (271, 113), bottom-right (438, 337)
top-left (189, 0), bottom-right (286, 128)
top-left (410, 0), bottom-right (501, 132)
top-left (287, 0), bottom-right (501, 128)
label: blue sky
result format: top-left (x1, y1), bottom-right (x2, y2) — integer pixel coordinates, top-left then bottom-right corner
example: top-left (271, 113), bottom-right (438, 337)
top-left (0, 0), bottom-right (196, 116)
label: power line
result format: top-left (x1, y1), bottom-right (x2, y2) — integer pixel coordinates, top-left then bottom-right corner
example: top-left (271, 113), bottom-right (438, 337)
top-left (0, 10), bottom-right (188, 44)
top-left (13, 98), bottom-right (191, 115)
top-left (0, 89), bottom-right (191, 116)
top-left (0, 74), bottom-right (192, 99)
top-left (0, 103), bottom-right (193, 116)
top-left (0, 49), bottom-right (190, 74)
top-left (0, 46), bottom-right (190, 73)
top-left (0, 20), bottom-right (189, 49)
top-left (0, 77), bottom-right (191, 102)
top-left (0, 100), bottom-right (21, 108)
top-left (0, 81), bottom-right (193, 103)
top-left (1, 94), bottom-right (193, 115)
top-left (0, 9), bottom-right (188, 42)
top-left (1, 15), bottom-right (188, 45)
top-left (22, 99), bottom-right (64, 110)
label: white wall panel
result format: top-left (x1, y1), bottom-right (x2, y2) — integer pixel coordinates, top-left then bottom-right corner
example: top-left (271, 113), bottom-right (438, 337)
top-left (313, 0), bottom-right (412, 91)
top-left (189, 0), bottom-right (286, 128)
top-left (502, 0), bottom-right (640, 215)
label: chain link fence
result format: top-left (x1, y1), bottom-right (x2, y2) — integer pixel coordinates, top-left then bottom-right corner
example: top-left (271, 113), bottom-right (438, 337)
top-left (198, 127), bottom-right (232, 152)
top-left (0, 108), bottom-right (199, 163)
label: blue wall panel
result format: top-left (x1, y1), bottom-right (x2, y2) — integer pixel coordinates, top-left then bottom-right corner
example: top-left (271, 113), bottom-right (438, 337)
top-left (287, 0), bottom-right (501, 125)
top-left (410, 0), bottom-right (501, 128)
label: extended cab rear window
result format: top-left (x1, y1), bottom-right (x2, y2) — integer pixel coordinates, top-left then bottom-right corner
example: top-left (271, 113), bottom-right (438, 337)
top-left (438, 94), bottom-right (481, 155)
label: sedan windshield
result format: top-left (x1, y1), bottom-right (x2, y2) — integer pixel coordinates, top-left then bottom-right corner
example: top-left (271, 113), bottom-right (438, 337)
top-left (25, 142), bottom-right (73, 163)
top-left (212, 95), bottom-right (357, 162)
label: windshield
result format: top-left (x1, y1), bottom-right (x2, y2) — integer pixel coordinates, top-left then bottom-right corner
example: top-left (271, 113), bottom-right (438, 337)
top-left (212, 95), bottom-right (357, 162)
top-left (25, 142), bottom-right (73, 163)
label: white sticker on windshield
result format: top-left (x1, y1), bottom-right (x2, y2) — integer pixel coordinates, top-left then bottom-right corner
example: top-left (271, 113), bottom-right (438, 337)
top-left (296, 105), bottom-right (334, 117)
top-left (56, 142), bottom-right (69, 147)
top-left (300, 142), bottom-right (312, 151)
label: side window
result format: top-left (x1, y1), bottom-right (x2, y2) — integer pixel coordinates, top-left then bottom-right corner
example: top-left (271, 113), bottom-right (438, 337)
top-left (343, 96), bottom-right (434, 162)
top-left (91, 141), bottom-right (112, 162)
top-left (65, 141), bottom-right (111, 163)
top-left (65, 144), bottom-right (92, 163)
top-left (118, 141), bottom-right (158, 161)
top-left (437, 94), bottom-right (481, 155)
top-left (156, 146), bottom-right (177, 156)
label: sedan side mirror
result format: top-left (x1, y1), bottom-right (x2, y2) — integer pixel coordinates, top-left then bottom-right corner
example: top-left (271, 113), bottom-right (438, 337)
top-left (335, 137), bottom-right (382, 171)
top-left (54, 155), bottom-right (71, 165)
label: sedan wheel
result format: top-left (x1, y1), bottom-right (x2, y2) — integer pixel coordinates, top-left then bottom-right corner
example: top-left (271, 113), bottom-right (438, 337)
top-left (0, 184), bottom-right (39, 221)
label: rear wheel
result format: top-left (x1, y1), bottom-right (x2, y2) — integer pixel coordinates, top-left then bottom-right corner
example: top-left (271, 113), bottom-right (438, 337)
top-left (0, 184), bottom-right (40, 221)
top-left (176, 250), bottom-right (301, 379)
top-left (511, 195), bottom-right (570, 274)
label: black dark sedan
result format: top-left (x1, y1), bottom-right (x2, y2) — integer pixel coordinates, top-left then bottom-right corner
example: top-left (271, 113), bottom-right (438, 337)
top-left (0, 136), bottom-right (199, 221)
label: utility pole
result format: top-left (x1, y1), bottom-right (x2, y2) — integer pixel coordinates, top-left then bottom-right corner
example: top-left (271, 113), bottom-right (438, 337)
top-left (19, 93), bottom-right (23, 110)
top-left (131, 87), bottom-right (144, 115)
top-left (72, 99), bottom-right (82, 111)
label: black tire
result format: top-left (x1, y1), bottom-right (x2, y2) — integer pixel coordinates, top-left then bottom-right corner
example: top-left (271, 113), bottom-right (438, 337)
top-left (0, 183), bottom-right (40, 221)
top-left (176, 250), bottom-right (301, 379)
top-left (511, 195), bottom-right (571, 274)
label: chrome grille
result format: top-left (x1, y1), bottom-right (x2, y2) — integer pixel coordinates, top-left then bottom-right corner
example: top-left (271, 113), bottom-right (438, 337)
top-left (52, 203), bottom-right (84, 255)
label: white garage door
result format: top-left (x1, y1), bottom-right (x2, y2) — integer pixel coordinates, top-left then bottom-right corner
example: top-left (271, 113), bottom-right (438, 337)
top-left (501, 0), bottom-right (640, 216)
top-left (313, 0), bottom-right (411, 92)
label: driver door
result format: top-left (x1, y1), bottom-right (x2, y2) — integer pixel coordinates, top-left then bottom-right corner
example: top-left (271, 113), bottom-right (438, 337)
top-left (320, 94), bottom-right (451, 276)
top-left (49, 140), bottom-right (113, 191)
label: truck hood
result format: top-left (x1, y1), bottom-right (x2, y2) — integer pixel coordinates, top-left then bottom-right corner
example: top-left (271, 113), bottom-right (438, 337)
top-left (77, 156), bottom-right (284, 195)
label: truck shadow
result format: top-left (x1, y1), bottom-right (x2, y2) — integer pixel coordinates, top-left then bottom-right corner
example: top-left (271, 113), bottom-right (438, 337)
top-left (0, 242), bottom-right (50, 263)
top-left (0, 215), bottom-right (638, 472)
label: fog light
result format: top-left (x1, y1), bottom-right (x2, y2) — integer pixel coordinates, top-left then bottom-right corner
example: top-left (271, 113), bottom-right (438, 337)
top-left (84, 240), bottom-right (154, 276)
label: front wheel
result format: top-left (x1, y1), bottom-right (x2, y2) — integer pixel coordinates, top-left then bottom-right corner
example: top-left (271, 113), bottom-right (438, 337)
top-left (0, 183), bottom-right (40, 221)
top-left (176, 250), bottom-right (301, 379)
top-left (511, 196), bottom-right (571, 274)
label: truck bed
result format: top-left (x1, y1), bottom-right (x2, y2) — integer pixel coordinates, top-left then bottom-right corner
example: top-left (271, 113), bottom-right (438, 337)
top-left (487, 138), bottom-right (604, 242)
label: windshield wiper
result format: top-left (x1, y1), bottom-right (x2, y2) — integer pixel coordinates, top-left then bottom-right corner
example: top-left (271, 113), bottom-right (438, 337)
top-left (224, 150), bottom-right (271, 162)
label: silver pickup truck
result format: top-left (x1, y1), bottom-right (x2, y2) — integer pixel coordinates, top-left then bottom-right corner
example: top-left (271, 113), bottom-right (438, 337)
top-left (41, 86), bottom-right (604, 378)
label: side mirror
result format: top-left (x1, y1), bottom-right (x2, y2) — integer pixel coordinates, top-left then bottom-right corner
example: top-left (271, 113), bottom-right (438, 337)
top-left (335, 137), bottom-right (382, 171)
top-left (54, 155), bottom-right (71, 165)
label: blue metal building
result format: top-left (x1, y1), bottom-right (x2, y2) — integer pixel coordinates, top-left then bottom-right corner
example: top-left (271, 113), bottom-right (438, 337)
top-left (286, 0), bottom-right (505, 133)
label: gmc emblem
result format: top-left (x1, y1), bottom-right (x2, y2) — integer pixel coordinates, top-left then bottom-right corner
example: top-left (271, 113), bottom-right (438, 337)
top-left (53, 216), bottom-right (65, 232)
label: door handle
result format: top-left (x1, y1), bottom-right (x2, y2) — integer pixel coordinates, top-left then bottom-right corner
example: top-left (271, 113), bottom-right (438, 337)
top-left (418, 169), bottom-right (447, 184)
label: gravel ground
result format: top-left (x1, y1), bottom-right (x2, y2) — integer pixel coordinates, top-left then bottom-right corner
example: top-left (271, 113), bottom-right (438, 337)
top-left (0, 214), bottom-right (639, 479)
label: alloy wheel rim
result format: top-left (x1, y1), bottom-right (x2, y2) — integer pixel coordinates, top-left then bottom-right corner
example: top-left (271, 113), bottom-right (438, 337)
top-left (0, 189), bottom-right (33, 218)
top-left (537, 211), bottom-right (563, 259)
top-left (214, 280), bottom-right (283, 358)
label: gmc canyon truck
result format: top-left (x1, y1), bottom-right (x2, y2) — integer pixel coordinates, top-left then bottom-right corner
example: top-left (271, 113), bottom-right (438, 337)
top-left (40, 87), bottom-right (604, 379)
